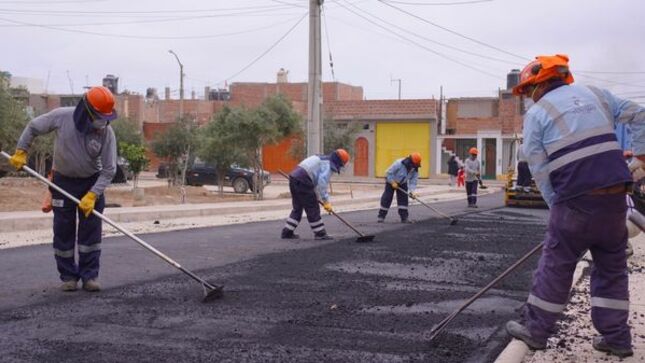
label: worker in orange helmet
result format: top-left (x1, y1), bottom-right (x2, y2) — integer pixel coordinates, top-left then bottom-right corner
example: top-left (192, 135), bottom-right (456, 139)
top-left (281, 149), bottom-right (350, 240)
top-left (464, 147), bottom-right (481, 208)
top-left (506, 54), bottom-right (645, 358)
top-left (378, 152), bottom-right (421, 223)
top-left (8, 86), bottom-right (117, 293)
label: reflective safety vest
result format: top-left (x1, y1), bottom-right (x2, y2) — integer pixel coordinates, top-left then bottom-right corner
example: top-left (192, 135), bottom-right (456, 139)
top-left (522, 84), bottom-right (643, 207)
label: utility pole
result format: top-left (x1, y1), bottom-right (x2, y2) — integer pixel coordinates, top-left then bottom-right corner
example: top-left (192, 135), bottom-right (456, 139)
top-left (307, 0), bottom-right (323, 156)
top-left (168, 50), bottom-right (185, 119)
top-left (390, 77), bottom-right (402, 100)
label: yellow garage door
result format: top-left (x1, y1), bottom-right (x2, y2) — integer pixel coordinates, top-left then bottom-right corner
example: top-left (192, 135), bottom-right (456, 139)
top-left (376, 122), bottom-right (430, 178)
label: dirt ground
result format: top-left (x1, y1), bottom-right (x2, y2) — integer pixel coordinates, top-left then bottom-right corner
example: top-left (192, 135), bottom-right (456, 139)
top-left (0, 177), bottom-right (255, 212)
top-left (0, 206), bottom-right (546, 362)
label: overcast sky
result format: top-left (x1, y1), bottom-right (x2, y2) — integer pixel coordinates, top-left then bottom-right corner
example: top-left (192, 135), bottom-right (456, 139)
top-left (1, 0), bottom-right (644, 103)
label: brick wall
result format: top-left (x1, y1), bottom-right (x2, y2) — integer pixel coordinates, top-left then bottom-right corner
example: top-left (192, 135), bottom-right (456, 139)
top-left (446, 94), bottom-right (522, 136)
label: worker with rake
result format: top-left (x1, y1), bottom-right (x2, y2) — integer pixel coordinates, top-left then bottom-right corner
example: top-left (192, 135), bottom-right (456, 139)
top-left (8, 86), bottom-right (117, 293)
top-left (506, 54), bottom-right (645, 357)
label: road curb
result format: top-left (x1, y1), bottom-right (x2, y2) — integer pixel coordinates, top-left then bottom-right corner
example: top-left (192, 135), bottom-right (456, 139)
top-left (0, 188), bottom-right (497, 232)
top-left (494, 255), bottom-right (590, 363)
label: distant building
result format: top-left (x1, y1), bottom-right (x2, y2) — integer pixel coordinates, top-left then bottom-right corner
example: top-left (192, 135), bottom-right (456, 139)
top-left (10, 76), bottom-right (44, 94)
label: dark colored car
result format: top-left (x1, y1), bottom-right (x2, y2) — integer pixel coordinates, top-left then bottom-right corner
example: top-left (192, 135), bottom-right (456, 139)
top-left (157, 161), bottom-right (271, 194)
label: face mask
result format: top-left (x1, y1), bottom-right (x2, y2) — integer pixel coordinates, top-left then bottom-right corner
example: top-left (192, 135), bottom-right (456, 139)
top-left (91, 118), bottom-right (108, 129)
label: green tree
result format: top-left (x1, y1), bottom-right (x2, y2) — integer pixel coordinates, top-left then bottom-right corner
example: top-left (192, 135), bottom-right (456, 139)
top-left (226, 95), bottom-right (301, 200)
top-left (111, 118), bottom-right (143, 150)
top-left (323, 118), bottom-right (360, 154)
top-left (119, 142), bottom-right (149, 189)
top-left (197, 106), bottom-right (248, 196)
top-left (0, 71), bottom-right (30, 173)
top-left (150, 116), bottom-right (198, 188)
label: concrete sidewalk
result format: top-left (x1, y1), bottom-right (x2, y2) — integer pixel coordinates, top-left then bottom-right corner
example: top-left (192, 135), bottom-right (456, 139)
top-left (497, 233), bottom-right (645, 362)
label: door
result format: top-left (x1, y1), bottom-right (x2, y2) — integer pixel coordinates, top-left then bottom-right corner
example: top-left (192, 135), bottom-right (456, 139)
top-left (354, 137), bottom-right (369, 177)
top-left (375, 122), bottom-right (431, 178)
top-left (484, 138), bottom-right (496, 179)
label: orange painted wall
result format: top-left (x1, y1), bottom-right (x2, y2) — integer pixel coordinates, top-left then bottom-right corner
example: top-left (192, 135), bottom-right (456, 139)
top-left (262, 136), bottom-right (300, 173)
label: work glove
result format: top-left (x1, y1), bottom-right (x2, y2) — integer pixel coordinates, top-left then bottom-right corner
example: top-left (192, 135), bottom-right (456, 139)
top-left (78, 192), bottom-right (97, 218)
top-left (390, 181), bottom-right (399, 190)
top-left (8, 149), bottom-right (28, 170)
top-left (409, 192), bottom-right (418, 199)
top-left (630, 158), bottom-right (645, 182)
top-left (322, 202), bottom-right (333, 213)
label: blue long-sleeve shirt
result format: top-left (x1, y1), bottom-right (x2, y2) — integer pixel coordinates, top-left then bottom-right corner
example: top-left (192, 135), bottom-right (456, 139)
top-left (522, 84), bottom-right (643, 207)
top-left (297, 155), bottom-right (332, 202)
top-left (385, 158), bottom-right (418, 192)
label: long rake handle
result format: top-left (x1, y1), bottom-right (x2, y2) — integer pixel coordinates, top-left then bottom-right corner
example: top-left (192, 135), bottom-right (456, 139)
top-left (277, 169), bottom-right (366, 238)
top-left (1, 151), bottom-right (218, 290)
top-left (402, 188), bottom-right (454, 220)
top-left (428, 242), bottom-right (543, 340)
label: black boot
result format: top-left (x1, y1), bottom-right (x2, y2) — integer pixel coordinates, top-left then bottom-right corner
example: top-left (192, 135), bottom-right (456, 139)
top-left (314, 231), bottom-right (333, 240)
top-left (281, 228), bottom-right (299, 239)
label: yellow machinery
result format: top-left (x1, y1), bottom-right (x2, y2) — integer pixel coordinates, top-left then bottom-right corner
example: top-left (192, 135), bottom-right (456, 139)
top-left (503, 135), bottom-right (548, 208)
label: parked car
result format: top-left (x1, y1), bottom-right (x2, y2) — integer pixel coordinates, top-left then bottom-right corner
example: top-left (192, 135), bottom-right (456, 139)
top-left (157, 161), bottom-right (271, 194)
top-left (112, 157), bottom-right (133, 184)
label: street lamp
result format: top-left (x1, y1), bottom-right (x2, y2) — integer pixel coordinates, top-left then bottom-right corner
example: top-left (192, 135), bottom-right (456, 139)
top-left (168, 49), bottom-right (184, 119)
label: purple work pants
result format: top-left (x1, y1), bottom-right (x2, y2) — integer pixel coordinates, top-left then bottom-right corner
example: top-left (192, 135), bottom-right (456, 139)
top-left (524, 193), bottom-right (631, 348)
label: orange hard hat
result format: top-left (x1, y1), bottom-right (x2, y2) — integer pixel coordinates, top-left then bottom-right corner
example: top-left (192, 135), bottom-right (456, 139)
top-left (512, 54), bottom-right (574, 96)
top-left (336, 148), bottom-right (350, 165)
top-left (410, 152), bottom-right (422, 167)
top-left (85, 86), bottom-right (117, 120)
top-left (469, 147), bottom-right (479, 155)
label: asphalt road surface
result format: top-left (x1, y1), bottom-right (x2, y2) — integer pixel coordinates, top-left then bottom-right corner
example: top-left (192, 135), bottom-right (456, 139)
top-left (0, 192), bottom-right (549, 362)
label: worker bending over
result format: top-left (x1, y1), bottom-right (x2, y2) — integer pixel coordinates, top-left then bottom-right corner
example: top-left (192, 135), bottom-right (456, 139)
top-left (9, 86), bottom-right (117, 293)
top-left (506, 54), bottom-right (645, 358)
top-left (281, 149), bottom-right (350, 240)
top-left (377, 153), bottom-right (421, 223)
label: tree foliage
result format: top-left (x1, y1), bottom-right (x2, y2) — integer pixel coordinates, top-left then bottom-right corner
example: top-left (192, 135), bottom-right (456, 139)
top-left (119, 142), bottom-right (149, 189)
top-left (197, 106), bottom-right (248, 196)
top-left (223, 95), bottom-right (301, 200)
top-left (111, 117), bottom-right (143, 150)
top-left (323, 118), bottom-right (361, 155)
top-left (150, 116), bottom-right (198, 187)
top-left (0, 72), bottom-right (30, 174)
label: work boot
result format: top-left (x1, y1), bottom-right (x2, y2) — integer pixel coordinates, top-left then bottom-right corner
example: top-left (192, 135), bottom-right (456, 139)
top-left (314, 232), bottom-right (333, 240)
top-left (83, 279), bottom-right (101, 292)
top-left (505, 321), bottom-right (546, 350)
top-left (377, 217), bottom-right (384, 223)
top-left (281, 229), bottom-right (300, 239)
top-left (61, 280), bottom-right (78, 292)
top-left (592, 336), bottom-right (633, 357)
top-left (401, 219), bottom-right (414, 224)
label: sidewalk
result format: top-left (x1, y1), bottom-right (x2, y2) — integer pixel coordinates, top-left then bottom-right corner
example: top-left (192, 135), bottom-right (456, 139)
top-left (498, 233), bottom-right (645, 362)
top-left (0, 184), bottom-right (498, 250)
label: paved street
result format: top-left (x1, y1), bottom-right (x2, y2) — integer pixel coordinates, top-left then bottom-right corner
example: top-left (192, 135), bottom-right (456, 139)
top-left (0, 192), bottom-right (549, 362)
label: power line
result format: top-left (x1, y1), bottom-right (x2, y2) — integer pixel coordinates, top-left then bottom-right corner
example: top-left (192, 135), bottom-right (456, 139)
top-left (344, 1), bottom-right (520, 66)
top-left (336, 0), bottom-right (501, 78)
top-left (0, 14), bottom-right (306, 40)
top-left (382, 0), bottom-right (493, 5)
top-left (0, 4), bottom-right (291, 15)
top-left (0, 10), bottom-right (301, 28)
top-left (321, 4), bottom-right (336, 81)
top-left (575, 73), bottom-right (645, 89)
top-left (577, 70), bottom-right (645, 75)
top-left (219, 12), bottom-right (308, 84)
top-left (376, 0), bottom-right (529, 61)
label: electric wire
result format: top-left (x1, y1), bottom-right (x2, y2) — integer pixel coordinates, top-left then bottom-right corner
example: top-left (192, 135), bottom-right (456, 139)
top-left (0, 10), bottom-right (302, 27)
top-left (218, 12), bottom-right (308, 84)
top-left (0, 4), bottom-right (292, 15)
top-left (381, 0), bottom-right (493, 5)
top-left (321, 4), bottom-right (336, 81)
top-left (375, 0), bottom-right (529, 61)
top-left (0, 14), bottom-right (306, 40)
top-left (344, 0), bottom-right (520, 66)
top-left (336, 0), bottom-right (501, 78)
